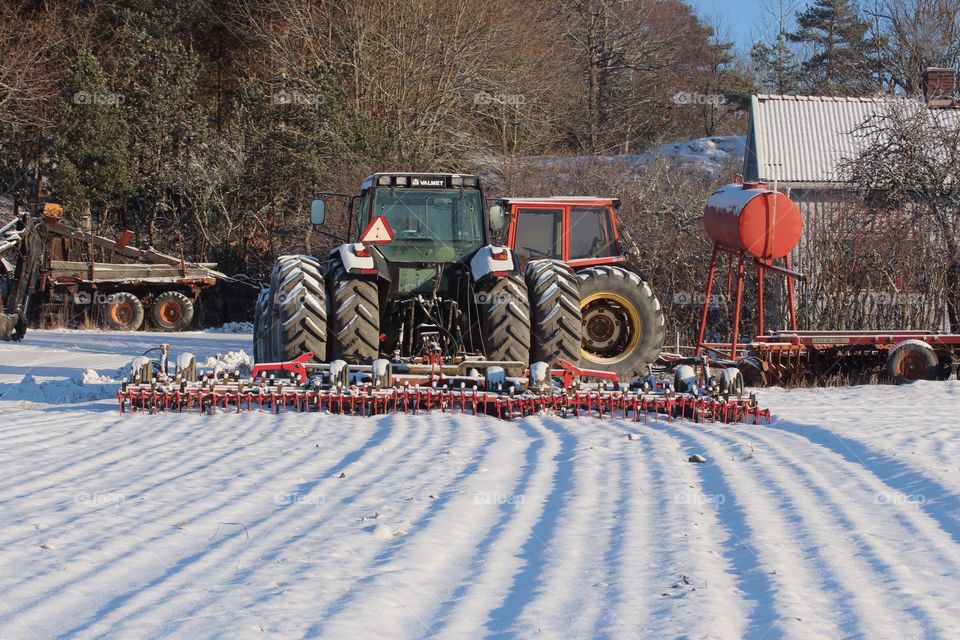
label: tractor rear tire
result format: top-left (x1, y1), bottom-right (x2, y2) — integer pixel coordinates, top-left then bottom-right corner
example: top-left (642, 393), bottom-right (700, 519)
top-left (525, 260), bottom-right (581, 367)
top-left (886, 340), bottom-right (938, 384)
top-left (102, 292), bottom-right (145, 331)
top-left (577, 266), bottom-right (664, 381)
top-left (328, 260), bottom-right (380, 364)
top-left (477, 273), bottom-right (531, 376)
top-left (270, 255), bottom-right (328, 363)
top-left (253, 288), bottom-right (271, 363)
top-left (151, 291), bottom-right (194, 331)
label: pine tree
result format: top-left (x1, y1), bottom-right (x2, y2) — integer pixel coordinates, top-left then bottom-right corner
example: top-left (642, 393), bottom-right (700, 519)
top-left (51, 51), bottom-right (131, 225)
top-left (751, 32), bottom-right (802, 94)
top-left (787, 0), bottom-right (884, 95)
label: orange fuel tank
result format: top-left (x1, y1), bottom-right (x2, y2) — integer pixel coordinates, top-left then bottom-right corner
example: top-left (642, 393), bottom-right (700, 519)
top-left (703, 183), bottom-right (802, 260)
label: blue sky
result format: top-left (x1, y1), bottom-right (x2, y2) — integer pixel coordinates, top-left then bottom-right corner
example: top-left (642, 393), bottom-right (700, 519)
top-left (689, 0), bottom-right (776, 51)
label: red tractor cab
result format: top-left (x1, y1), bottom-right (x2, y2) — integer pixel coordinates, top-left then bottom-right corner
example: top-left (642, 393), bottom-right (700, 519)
top-left (497, 196), bottom-right (665, 380)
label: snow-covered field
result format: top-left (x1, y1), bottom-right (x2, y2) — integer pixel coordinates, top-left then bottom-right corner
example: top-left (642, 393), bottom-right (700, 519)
top-left (1, 331), bottom-right (959, 639)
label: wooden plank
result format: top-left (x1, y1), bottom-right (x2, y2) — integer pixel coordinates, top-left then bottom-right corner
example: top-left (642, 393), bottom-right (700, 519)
top-left (48, 260), bottom-right (213, 281)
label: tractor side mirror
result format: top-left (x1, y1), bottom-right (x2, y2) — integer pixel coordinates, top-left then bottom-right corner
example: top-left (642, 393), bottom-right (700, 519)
top-left (488, 204), bottom-right (505, 233)
top-left (310, 199), bottom-right (326, 225)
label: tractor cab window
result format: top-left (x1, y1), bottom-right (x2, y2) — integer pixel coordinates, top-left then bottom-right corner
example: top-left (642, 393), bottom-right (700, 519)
top-left (513, 208), bottom-right (562, 264)
top-left (368, 188), bottom-right (485, 263)
top-left (568, 207), bottom-right (616, 260)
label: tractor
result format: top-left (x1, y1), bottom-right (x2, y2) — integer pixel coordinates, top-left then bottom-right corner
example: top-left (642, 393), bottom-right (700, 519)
top-left (254, 173), bottom-right (584, 376)
top-left (497, 196), bottom-right (665, 380)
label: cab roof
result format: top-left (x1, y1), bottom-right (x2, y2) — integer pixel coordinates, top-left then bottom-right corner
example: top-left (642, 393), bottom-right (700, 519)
top-left (498, 196), bottom-right (621, 208)
top-left (360, 172), bottom-right (481, 190)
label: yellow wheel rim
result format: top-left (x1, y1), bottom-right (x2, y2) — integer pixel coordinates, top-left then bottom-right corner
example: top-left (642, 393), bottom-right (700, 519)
top-left (580, 292), bottom-right (641, 365)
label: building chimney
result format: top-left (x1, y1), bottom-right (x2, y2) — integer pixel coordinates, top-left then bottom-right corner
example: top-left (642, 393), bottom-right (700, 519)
top-left (923, 67), bottom-right (956, 109)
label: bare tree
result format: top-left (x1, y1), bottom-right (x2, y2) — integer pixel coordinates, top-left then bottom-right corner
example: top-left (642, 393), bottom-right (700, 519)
top-left (871, 0), bottom-right (960, 94)
top-left (843, 100), bottom-right (960, 329)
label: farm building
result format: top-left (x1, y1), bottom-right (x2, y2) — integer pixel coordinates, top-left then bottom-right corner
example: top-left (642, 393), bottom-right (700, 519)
top-left (742, 69), bottom-right (960, 331)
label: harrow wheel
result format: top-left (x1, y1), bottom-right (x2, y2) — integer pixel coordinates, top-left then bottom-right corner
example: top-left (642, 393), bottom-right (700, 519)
top-left (576, 266), bottom-right (664, 381)
top-left (886, 340), bottom-right (938, 384)
top-left (150, 291), bottom-right (194, 332)
top-left (477, 273), bottom-right (531, 376)
top-left (525, 260), bottom-right (581, 367)
top-left (328, 259), bottom-right (380, 364)
top-left (270, 255), bottom-right (328, 363)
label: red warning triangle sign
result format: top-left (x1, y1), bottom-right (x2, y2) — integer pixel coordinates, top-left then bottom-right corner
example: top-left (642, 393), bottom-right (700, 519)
top-left (360, 216), bottom-right (395, 244)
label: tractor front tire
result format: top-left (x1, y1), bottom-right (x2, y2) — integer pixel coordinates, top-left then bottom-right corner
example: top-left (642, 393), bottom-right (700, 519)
top-left (525, 260), bottom-right (581, 367)
top-left (577, 266), bottom-right (664, 381)
top-left (102, 291), bottom-right (145, 331)
top-left (477, 273), bottom-right (531, 376)
top-left (328, 260), bottom-right (380, 364)
top-left (270, 255), bottom-right (328, 363)
top-left (151, 291), bottom-right (194, 331)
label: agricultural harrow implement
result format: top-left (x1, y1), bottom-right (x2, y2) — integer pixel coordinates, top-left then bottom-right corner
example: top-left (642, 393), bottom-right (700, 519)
top-left (116, 347), bottom-right (770, 424)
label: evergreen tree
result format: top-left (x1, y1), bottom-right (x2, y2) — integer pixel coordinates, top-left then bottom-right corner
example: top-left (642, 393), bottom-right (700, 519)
top-left (787, 0), bottom-right (884, 95)
top-left (751, 32), bottom-right (802, 94)
top-left (50, 51), bottom-right (132, 225)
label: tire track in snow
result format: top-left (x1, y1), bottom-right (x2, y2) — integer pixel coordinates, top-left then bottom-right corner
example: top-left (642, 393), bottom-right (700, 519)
top-left (623, 423), bottom-right (750, 639)
top-left (769, 420), bottom-right (960, 545)
top-left (0, 412), bottom-right (251, 510)
top-left (77, 413), bottom-right (468, 638)
top-left (420, 416), bottom-right (563, 638)
top-left (648, 422), bottom-right (780, 639)
top-left (0, 413), bottom-right (398, 637)
top-left (677, 424), bottom-right (885, 637)
top-left (505, 418), bottom-right (627, 638)
top-left (737, 424), bottom-right (960, 636)
top-left (300, 416), bottom-right (508, 639)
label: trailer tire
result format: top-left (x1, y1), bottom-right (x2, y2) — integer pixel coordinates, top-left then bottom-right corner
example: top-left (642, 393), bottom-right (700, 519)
top-left (886, 340), bottom-right (938, 384)
top-left (328, 260), bottom-right (380, 364)
top-left (477, 273), bottom-right (531, 376)
top-left (151, 291), bottom-right (194, 331)
top-left (576, 266), bottom-right (664, 381)
top-left (101, 292), bottom-right (145, 331)
top-left (253, 288), bottom-right (271, 363)
top-left (525, 260), bottom-right (581, 367)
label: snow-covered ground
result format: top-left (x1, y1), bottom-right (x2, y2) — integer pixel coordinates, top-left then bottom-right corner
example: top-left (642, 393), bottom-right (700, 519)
top-left (1, 331), bottom-right (959, 639)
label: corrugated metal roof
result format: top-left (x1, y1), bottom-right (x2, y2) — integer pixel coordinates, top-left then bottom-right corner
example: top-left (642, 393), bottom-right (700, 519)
top-left (745, 94), bottom-right (896, 185)
top-left (745, 95), bottom-right (960, 186)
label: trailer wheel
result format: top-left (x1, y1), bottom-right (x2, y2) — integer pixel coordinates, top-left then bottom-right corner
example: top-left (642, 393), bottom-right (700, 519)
top-left (477, 273), bottom-right (531, 376)
top-left (102, 292), bottom-right (145, 331)
top-left (271, 255), bottom-right (327, 363)
top-left (252, 288), bottom-right (271, 363)
top-left (328, 260), bottom-right (380, 364)
top-left (886, 340), bottom-right (938, 384)
top-left (525, 260), bottom-right (581, 367)
top-left (576, 266), bottom-right (664, 381)
top-left (151, 291), bottom-right (195, 331)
